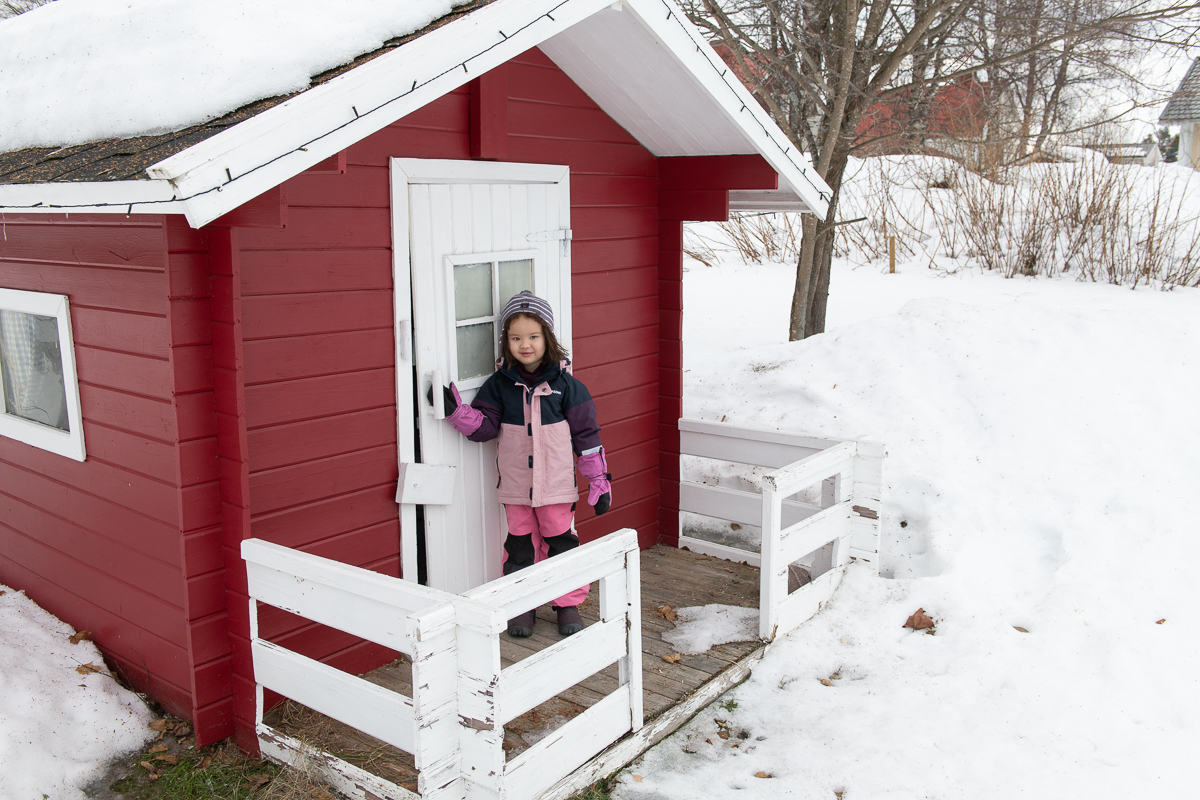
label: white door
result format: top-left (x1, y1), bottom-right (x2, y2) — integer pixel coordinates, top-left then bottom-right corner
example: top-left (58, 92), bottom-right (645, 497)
top-left (390, 159), bottom-right (572, 593)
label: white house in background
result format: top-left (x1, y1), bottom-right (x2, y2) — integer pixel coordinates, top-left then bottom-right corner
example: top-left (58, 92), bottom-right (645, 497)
top-left (1160, 57), bottom-right (1200, 168)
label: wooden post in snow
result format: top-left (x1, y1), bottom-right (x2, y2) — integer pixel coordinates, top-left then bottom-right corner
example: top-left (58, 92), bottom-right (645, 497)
top-left (889, 236), bottom-right (896, 273)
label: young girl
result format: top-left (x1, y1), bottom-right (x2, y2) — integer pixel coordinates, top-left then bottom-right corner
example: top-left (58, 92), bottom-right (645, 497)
top-left (432, 290), bottom-right (612, 638)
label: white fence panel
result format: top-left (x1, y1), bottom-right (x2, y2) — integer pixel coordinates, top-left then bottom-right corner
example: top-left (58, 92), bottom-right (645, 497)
top-left (242, 529), bottom-right (643, 800)
top-left (677, 419), bottom-right (883, 643)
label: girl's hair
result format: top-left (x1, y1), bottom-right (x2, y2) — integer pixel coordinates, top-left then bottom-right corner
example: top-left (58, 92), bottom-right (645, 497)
top-left (502, 312), bottom-right (568, 368)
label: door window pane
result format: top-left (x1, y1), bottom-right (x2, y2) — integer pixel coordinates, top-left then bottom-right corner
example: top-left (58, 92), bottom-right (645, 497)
top-left (454, 262), bottom-right (493, 321)
top-left (498, 259), bottom-right (533, 308)
top-left (456, 322), bottom-right (495, 381)
top-left (0, 310), bottom-right (69, 432)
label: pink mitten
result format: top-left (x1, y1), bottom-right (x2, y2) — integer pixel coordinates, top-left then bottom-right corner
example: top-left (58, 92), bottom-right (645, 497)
top-left (444, 383), bottom-right (483, 436)
top-left (577, 449), bottom-right (612, 514)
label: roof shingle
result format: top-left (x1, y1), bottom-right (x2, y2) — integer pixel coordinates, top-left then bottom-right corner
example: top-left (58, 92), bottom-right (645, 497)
top-left (1160, 58), bottom-right (1200, 123)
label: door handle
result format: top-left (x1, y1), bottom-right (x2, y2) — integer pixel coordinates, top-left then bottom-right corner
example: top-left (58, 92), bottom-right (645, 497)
top-left (428, 369), bottom-right (445, 419)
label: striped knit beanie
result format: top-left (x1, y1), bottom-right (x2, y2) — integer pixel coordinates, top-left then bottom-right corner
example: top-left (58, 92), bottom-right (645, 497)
top-left (500, 290), bottom-right (555, 332)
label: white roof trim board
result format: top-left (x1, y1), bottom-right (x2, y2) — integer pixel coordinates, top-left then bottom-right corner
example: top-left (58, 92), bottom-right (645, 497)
top-left (0, 0), bottom-right (830, 227)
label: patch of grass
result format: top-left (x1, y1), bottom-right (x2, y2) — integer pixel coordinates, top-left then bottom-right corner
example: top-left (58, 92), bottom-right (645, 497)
top-left (569, 778), bottom-right (614, 800)
top-left (106, 726), bottom-right (337, 800)
top-left (719, 698), bottom-right (739, 712)
top-left (111, 742), bottom-right (279, 800)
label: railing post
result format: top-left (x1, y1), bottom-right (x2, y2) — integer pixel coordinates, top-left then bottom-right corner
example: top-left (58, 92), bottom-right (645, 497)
top-left (454, 601), bottom-right (507, 800)
top-left (849, 441), bottom-right (885, 568)
top-left (758, 483), bottom-right (784, 641)
top-left (411, 603), bottom-right (464, 800)
top-left (601, 545), bottom-right (643, 731)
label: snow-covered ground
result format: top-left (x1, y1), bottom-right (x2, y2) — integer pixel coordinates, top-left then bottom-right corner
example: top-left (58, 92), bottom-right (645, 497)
top-left (0, 587), bottom-right (154, 800)
top-left (4, 256), bottom-right (1197, 799)
top-left (613, 257), bottom-right (1200, 798)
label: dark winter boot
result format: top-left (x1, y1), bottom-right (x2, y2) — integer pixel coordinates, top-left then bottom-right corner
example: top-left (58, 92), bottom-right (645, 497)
top-left (507, 609), bottom-right (536, 638)
top-left (554, 605), bottom-right (584, 636)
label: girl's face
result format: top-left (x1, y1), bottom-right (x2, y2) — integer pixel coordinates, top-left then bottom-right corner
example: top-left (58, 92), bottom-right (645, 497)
top-left (507, 314), bottom-right (547, 369)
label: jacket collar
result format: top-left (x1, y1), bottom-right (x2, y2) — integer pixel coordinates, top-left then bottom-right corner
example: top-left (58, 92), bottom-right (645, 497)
top-left (498, 357), bottom-right (567, 388)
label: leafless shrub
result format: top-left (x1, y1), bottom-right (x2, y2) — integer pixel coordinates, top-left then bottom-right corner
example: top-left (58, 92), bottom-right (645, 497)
top-left (950, 154), bottom-right (1200, 286)
top-left (683, 225), bottom-right (721, 267)
top-left (689, 153), bottom-right (1200, 289)
top-left (684, 212), bottom-right (805, 266)
top-left (0, 0), bottom-right (55, 19)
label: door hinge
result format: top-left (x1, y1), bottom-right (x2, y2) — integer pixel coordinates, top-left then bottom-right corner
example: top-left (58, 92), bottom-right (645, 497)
top-left (527, 228), bottom-right (572, 256)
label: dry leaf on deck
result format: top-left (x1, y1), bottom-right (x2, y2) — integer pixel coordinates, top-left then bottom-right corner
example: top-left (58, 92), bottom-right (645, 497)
top-left (655, 605), bottom-right (677, 622)
top-left (632, 775), bottom-right (644, 782)
top-left (730, 523), bottom-right (741, 531)
top-left (717, 729), bottom-right (730, 740)
top-left (819, 678), bottom-right (833, 687)
top-left (755, 771), bottom-right (773, 778)
top-left (1013, 626), bottom-right (1029, 633)
top-left (68, 630), bottom-right (91, 645)
top-left (148, 744), bottom-right (168, 754)
top-left (155, 754), bottom-right (178, 765)
top-left (148, 719), bottom-right (173, 732)
top-left (903, 608), bottom-right (935, 630)
top-left (1156, 619), bottom-right (1166, 625)
top-left (662, 653), bottom-right (682, 664)
top-left (76, 662), bottom-right (102, 675)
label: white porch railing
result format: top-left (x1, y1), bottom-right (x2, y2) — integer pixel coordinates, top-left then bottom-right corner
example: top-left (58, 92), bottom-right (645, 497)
top-left (241, 528), bottom-right (643, 800)
top-left (678, 418), bottom-right (884, 640)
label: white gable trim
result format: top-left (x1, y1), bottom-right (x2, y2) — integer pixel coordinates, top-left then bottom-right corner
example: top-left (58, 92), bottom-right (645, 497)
top-left (0, 0), bottom-right (829, 226)
top-left (148, 0), bottom-right (610, 227)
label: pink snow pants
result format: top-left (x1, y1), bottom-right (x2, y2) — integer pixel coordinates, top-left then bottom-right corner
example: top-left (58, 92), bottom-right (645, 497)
top-left (502, 502), bottom-right (589, 607)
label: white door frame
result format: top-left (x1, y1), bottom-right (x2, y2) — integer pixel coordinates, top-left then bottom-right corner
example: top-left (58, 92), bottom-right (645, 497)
top-left (390, 158), bottom-right (572, 586)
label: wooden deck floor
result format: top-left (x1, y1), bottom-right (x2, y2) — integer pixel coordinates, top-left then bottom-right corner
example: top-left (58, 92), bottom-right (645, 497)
top-left (264, 545), bottom-right (762, 793)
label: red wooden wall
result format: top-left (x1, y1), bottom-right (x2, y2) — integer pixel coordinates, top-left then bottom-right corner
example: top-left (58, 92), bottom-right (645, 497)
top-left (0, 214), bottom-right (225, 740)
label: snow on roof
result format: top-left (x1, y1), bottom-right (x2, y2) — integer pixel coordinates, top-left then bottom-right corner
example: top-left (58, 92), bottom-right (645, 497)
top-left (0, 0), bottom-right (471, 153)
top-left (1160, 57), bottom-right (1200, 123)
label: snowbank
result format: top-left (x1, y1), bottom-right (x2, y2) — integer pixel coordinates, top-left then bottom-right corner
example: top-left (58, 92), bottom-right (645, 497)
top-left (0, 586), bottom-right (155, 800)
top-left (0, 0), bottom-right (465, 152)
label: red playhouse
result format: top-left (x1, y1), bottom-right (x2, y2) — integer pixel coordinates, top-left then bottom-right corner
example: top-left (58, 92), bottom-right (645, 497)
top-left (0, 0), bottom-right (831, 757)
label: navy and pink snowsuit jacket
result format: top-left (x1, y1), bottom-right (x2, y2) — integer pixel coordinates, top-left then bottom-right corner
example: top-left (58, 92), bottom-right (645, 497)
top-left (465, 360), bottom-right (601, 507)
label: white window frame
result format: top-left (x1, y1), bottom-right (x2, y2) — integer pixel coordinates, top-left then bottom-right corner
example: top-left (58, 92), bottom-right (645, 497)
top-left (0, 288), bottom-right (86, 461)
top-left (443, 248), bottom-right (540, 392)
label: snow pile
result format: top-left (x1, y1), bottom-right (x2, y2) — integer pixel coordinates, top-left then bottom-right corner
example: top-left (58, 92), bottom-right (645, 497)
top-left (0, 0), bottom-right (466, 152)
top-left (662, 605), bottom-right (759, 655)
top-left (0, 585), bottom-right (154, 800)
top-left (615, 260), bottom-right (1200, 798)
